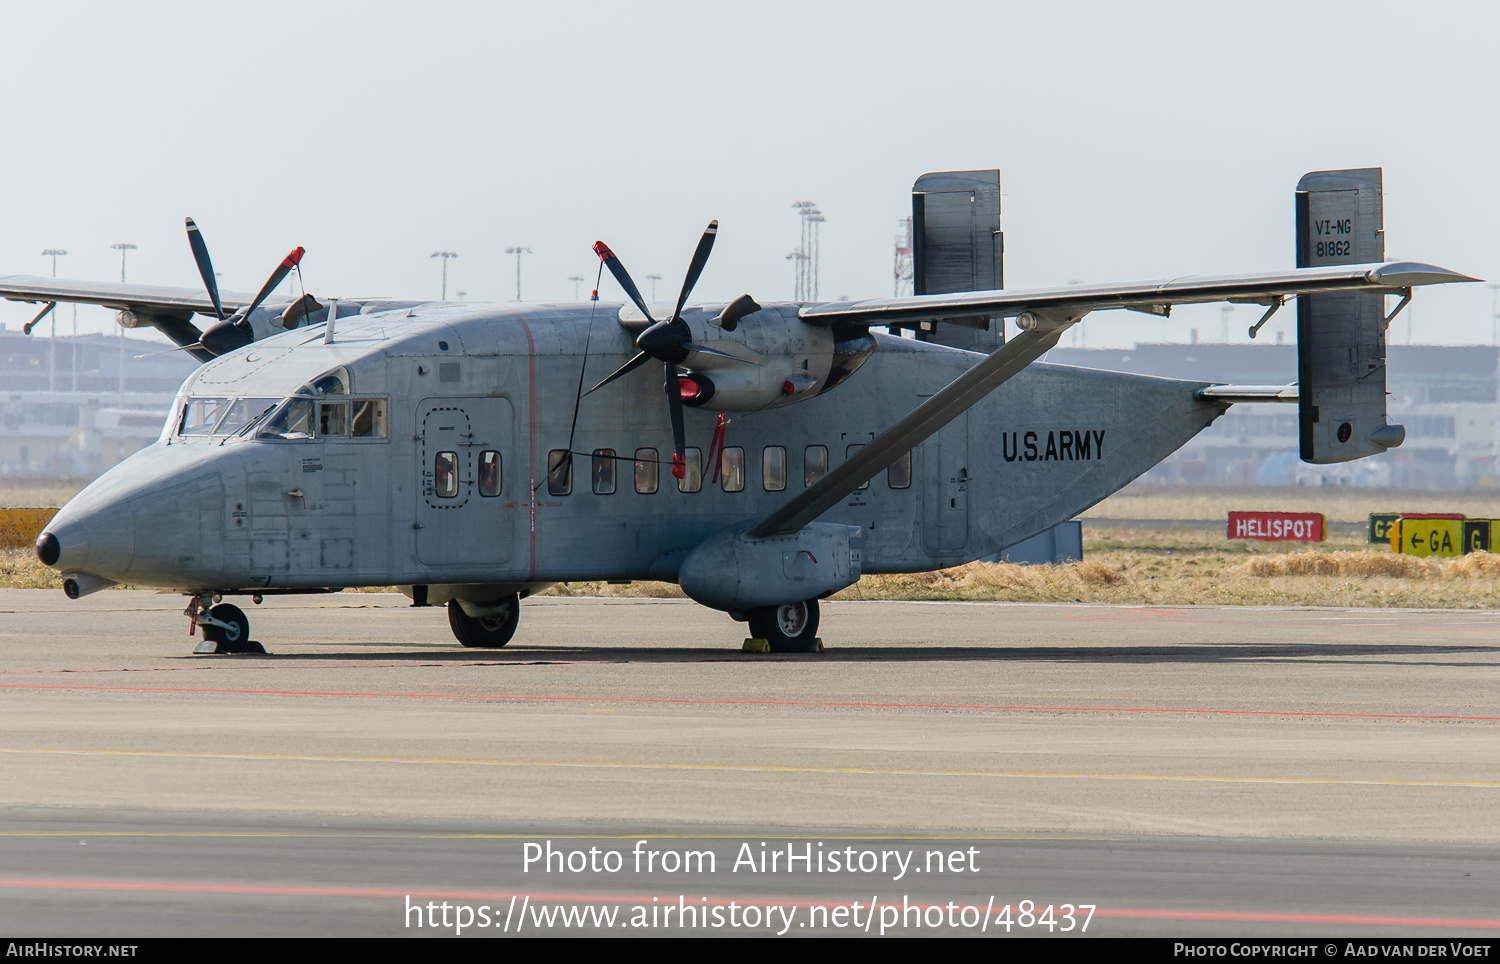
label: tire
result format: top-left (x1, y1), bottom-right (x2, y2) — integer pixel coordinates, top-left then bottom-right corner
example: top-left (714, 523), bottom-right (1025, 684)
top-left (746, 598), bottom-right (820, 653)
top-left (448, 596), bottom-right (520, 648)
top-left (202, 603), bottom-right (251, 652)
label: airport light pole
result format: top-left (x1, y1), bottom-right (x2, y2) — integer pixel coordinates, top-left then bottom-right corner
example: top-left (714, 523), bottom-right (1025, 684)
top-left (42, 249), bottom-right (66, 391)
top-left (646, 274), bottom-right (662, 302)
top-left (568, 276), bottom-right (585, 301)
top-left (431, 251), bottom-right (457, 300)
top-left (1489, 283), bottom-right (1500, 347)
top-left (456, 290), bottom-right (467, 303)
top-left (506, 247), bottom-right (531, 301)
top-left (111, 243), bottom-right (135, 403)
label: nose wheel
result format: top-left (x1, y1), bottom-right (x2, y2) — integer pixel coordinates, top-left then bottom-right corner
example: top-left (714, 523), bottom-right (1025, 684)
top-left (188, 596), bottom-right (265, 654)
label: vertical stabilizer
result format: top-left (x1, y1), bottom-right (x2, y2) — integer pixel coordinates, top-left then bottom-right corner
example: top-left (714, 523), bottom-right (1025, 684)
top-left (912, 170), bottom-right (1003, 352)
top-left (1295, 167), bottom-right (1404, 463)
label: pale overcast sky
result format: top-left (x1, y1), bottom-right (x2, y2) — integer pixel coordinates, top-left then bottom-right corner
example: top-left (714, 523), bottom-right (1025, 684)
top-left (2, 0), bottom-right (1496, 347)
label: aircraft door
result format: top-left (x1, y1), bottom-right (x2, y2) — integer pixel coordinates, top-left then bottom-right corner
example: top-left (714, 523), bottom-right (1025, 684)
top-left (922, 418), bottom-right (970, 553)
top-left (416, 398), bottom-right (517, 568)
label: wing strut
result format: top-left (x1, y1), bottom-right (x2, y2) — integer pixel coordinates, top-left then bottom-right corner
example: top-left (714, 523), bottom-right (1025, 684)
top-left (748, 323), bottom-right (1071, 538)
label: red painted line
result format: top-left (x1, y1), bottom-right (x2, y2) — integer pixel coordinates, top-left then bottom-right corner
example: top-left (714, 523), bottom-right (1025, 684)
top-left (2, 682), bottom-right (1495, 722)
top-left (1094, 906), bottom-right (1500, 929)
top-left (0, 879), bottom-right (1495, 929)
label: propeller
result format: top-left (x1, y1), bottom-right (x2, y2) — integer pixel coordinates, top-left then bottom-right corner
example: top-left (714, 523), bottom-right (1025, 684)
top-left (587, 221), bottom-right (722, 479)
top-left (184, 217), bottom-right (307, 356)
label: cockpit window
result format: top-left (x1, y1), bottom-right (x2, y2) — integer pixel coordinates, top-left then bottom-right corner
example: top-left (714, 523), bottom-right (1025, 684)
top-left (215, 398), bottom-right (279, 436)
top-left (305, 366), bottom-right (350, 396)
top-left (257, 398), bottom-right (316, 439)
top-left (178, 397), bottom-right (232, 435)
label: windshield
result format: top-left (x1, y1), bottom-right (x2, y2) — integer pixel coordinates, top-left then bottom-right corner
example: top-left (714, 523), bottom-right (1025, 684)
top-left (257, 398), bottom-right (316, 439)
top-left (176, 396), bottom-right (280, 436)
top-left (177, 397), bottom-right (232, 435)
top-left (215, 398), bottom-right (280, 436)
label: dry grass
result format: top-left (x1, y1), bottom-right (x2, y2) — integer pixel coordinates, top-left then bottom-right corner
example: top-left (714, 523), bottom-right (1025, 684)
top-left (0, 548), bottom-right (62, 590)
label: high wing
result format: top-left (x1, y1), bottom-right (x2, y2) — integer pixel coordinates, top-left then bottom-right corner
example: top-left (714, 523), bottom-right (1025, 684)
top-left (0, 275), bottom-right (264, 361)
top-left (798, 262), bottom-right (1473, 329)
top-left (750, 260), bottom-right (1477, 537)
top-left (0, 275), bottom-right (260, 314)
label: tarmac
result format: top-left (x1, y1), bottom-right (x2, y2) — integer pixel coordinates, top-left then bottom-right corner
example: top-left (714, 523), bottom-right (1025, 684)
top-left (0, 589), bottom-right (1496, 937)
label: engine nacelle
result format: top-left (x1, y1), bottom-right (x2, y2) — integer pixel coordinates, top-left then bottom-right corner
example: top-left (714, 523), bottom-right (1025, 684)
top-left (676, 522), bottom-right (863, 612)
top-left (646, 304), bottom-right (876, 413)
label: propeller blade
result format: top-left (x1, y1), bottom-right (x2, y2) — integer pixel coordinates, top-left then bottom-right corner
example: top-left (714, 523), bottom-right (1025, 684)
top-left (185, 218), bottom-right (226, 322)
top-left (665, 364), bottom-right (687, 480)
top-left (134, 342), bottom-right (201, 359)
top-left (671, 220), bottom-right (718, 323)
top-left (237, 246), bottom-right (305, 320)
top-left (593, 241), bottom-right (655, 324)
top-left (682, 341), bottom-right (757, 363)
top-left (585, 351), bottom-right (651, 396)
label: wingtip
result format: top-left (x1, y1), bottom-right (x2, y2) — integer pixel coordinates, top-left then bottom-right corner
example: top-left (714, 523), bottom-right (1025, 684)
top-left (1370, 261), bottom-right (1484, 286)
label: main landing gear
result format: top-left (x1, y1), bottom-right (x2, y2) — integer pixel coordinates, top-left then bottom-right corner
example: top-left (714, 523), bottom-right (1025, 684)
top-left (745, 598), bottom-right (821, 653)
top-left (188, 594), bottom-right (265, 655)
top-left (447, 595), bottom-right (521, 649)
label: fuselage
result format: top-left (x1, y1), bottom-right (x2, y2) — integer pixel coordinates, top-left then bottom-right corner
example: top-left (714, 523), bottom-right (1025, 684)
top-left (40, 300), bottom-right (1224, 606)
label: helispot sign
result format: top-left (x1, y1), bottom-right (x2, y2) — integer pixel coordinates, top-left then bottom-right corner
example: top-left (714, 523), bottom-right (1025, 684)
top-left (1228, 511), bottom-right (1327, 543)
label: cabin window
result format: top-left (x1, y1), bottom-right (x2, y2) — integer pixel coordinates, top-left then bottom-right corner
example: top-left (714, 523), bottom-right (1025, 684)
top-left (846, 443), bottom-right (868, 490)
top-left (258, 398), bottom-right (315, 439)
top-left (762, 446), bottom-right (786, 491)
top-left (887, 450), bottom-right (912, 489)
top-left (634, 448), bottom-right (658, 494)
top-left (351, 399), bottom-right (387, 438)
top-left (719, 447), bottom-right (745, 492)
top-left (804, 445), bottom-right (828, 487)
top-left (434, 451), bottom-right (459, 498)
top-left (547, 449), bottom-right (573, 496)
top-left (677, 447), bottom-right (703, 493)
top-left (478, 450), bottom-right (501, 497)
top-left (319, 401), bottom-right (350, 437)
top-left (214, 397), bottom-right (278, 436)
top-left (592, 449), bottom-right (616, 494)
top-left (178, 397), bottom-right (232, 435)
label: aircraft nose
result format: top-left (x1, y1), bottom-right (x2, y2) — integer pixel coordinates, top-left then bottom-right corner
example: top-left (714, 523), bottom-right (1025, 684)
top-left (35, 532), bottom-right (59, 566)
top-left (34, 518), bottom-right (90, 573)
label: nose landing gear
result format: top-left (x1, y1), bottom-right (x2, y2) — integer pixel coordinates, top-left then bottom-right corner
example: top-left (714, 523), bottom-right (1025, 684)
top-left (188, 595), bottom-right (265, 654)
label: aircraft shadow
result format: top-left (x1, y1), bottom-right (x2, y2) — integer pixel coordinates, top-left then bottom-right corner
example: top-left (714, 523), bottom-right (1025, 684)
top-left (208, 640), bottom-right (1500, 667)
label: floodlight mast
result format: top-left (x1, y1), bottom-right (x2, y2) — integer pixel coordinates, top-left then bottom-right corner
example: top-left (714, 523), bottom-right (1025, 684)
top-left (430, 251), bottom-right (458, 300)
top-left (505, 247), bottom-right (532, 301)
top-left (110, 243), bottom-right (136, 403)
top-left (41, 249), bottom-right (66, 390)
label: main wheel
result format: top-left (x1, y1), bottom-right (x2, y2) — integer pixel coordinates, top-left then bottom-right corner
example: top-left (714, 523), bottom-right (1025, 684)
top-left (746, 598), bottom-right (820, 653)
top-left (448, 596), bottom-right (520, 648)
top-left (202, 603), bottom-right (251, 652)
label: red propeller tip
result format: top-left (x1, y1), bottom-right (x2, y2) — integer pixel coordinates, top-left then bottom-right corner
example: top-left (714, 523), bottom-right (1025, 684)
top-left (283, 246), bottom-right (306, 267)
top-left (592, 241), bottom-right (615, 261)
top-left (671, 454), bottom-right (686, 480)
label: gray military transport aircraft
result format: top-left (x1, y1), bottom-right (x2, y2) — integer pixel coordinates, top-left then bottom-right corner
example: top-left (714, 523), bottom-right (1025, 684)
top-left (3, 167), bottom-right (1478, 653)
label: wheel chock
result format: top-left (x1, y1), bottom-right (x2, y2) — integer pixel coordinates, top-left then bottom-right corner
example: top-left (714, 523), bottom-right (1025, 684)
top-left (743, 638), bottom-right (770, 653)
top-left (193, 639), bottom-right (268, 656)
top-left (809, 638), bottom-right (825, 653)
